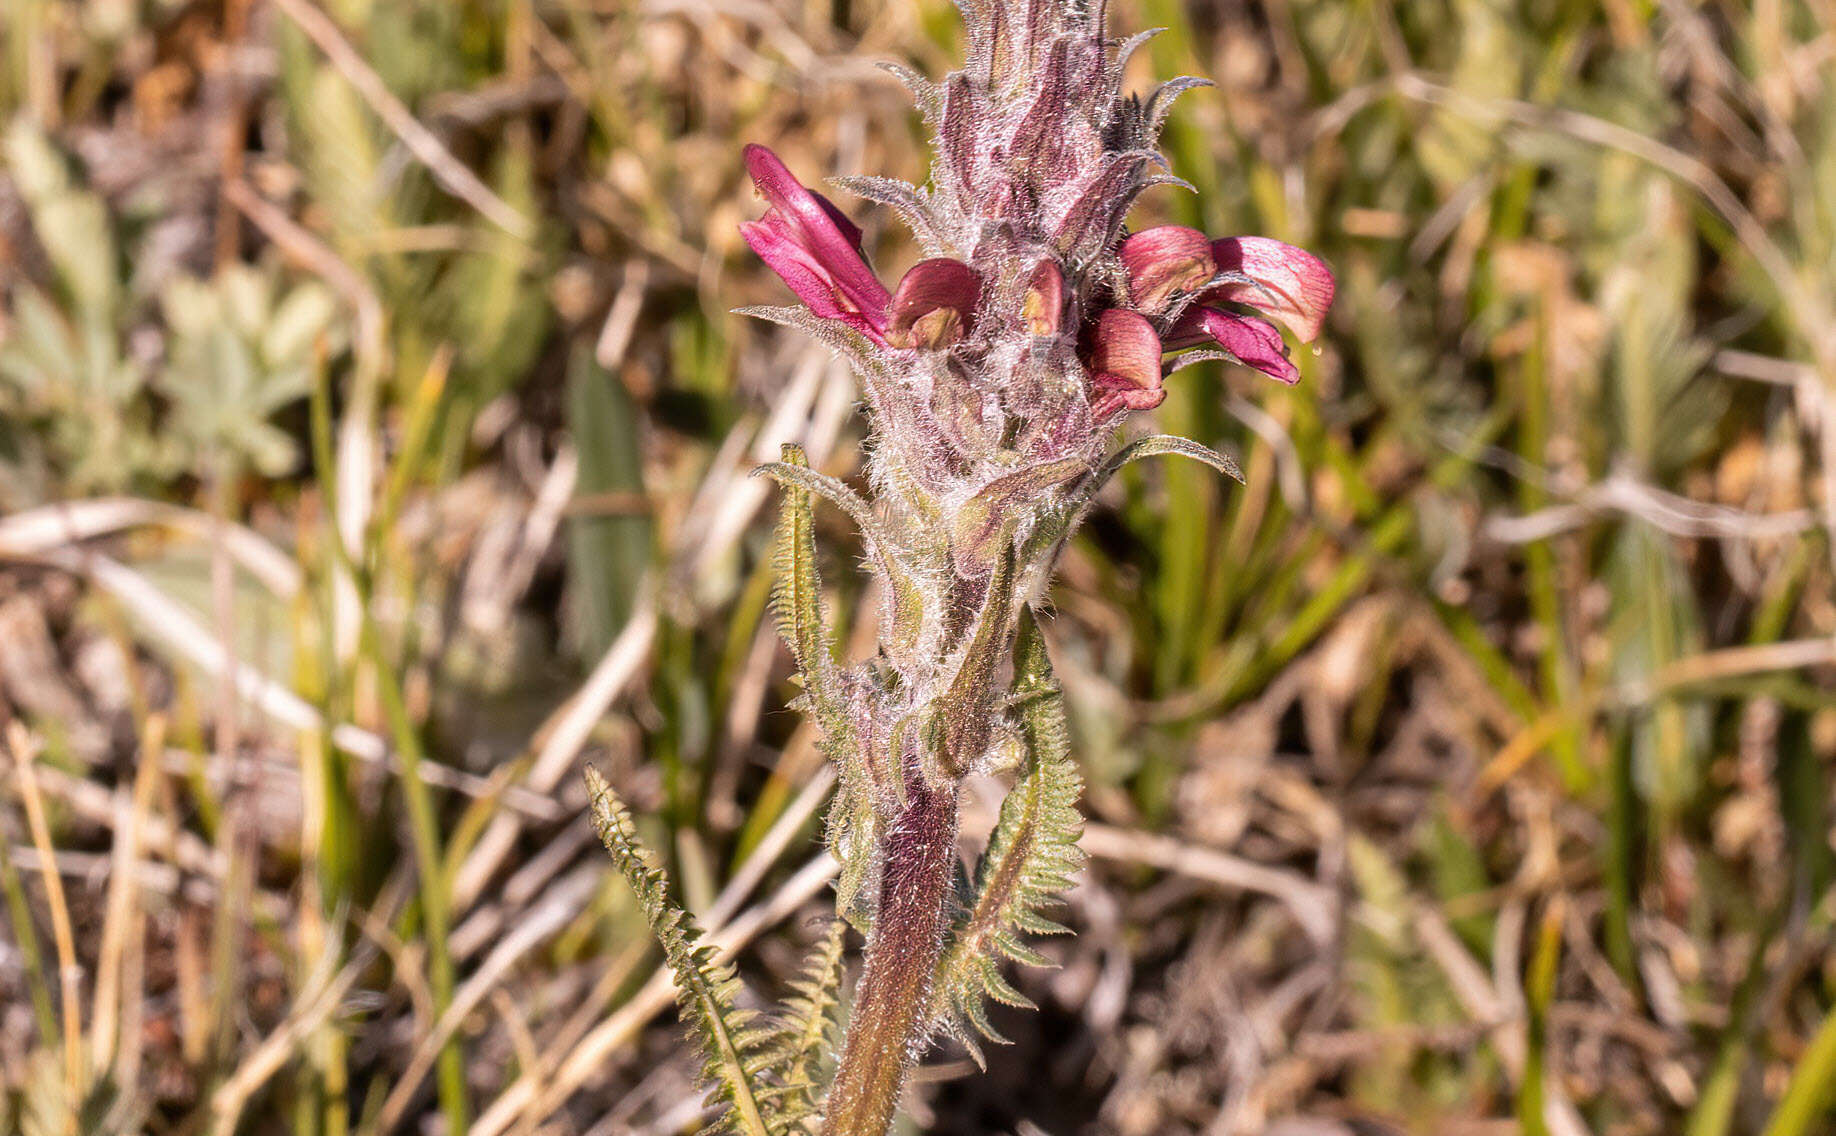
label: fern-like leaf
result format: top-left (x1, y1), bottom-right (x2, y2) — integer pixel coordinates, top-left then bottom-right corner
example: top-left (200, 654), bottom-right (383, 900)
top-left (585, 767), bottom-right (777, 1136)
top-left (930, 609), bottom-right (1085, 1062)
top-left (762, 445), bottom-right (883, 927)
top-left (755, 453), bottom-right (926, 665)
top-left (743, 918), bottom-right (850, 1131)
top-left (764, 445), bottom-right (850, 731)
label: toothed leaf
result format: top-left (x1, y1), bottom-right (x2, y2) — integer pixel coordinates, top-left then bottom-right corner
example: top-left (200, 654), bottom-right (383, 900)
top-left (931, 610), bottom-right (1085, 1047)
top-left (732, 306), bottom-right (899, 400)
top-left (756, 456), bottom-right (927, 670)
top-left (585, 768), bottom-right (777, 1136)
top-left (764, 445), bottom-right (852, 738)
top-left (748, 918), bottom-right (850, 1127)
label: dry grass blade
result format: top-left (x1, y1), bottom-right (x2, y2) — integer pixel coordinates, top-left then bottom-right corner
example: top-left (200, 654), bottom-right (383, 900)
top-left (6, 724), bottom-right (86, 1125)
top-left (1080, 823), bottom-right (1337, 946)
top-left (265, 0), bottom-right (534, 240)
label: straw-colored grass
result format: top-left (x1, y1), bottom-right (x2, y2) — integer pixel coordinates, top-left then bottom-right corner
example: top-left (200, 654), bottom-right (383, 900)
top-left (1, 1), bottom-right (1832, 1133)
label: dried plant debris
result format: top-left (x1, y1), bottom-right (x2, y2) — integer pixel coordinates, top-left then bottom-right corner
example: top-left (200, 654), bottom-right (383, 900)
top-left (1, 1), bottom-right (1834, 1134)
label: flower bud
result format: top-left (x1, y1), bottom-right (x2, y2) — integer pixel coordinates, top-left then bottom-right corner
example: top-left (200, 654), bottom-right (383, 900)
top-left (886, 258), bottom-right (981, 350)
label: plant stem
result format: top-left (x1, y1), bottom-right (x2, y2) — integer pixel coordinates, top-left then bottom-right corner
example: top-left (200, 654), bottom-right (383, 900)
top-left (824, 778), bottom-right (959, 1136)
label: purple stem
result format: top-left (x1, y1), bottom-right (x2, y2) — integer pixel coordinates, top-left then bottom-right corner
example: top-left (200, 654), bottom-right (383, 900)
top-left (824, 777), bottom-right (960, 1136)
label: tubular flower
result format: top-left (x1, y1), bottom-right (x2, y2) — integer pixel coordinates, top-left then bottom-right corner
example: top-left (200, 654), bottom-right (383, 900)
top-left (739, 143), bottom-right (892, 341)
top-left (1122, 226), bottom-right (1336, 385)
top-left (730, 6), bottom-right (1337, 1133)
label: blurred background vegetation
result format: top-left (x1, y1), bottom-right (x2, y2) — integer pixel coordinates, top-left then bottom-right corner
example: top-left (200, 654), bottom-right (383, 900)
top-left (1, 0), bottom-right (1834, 1133)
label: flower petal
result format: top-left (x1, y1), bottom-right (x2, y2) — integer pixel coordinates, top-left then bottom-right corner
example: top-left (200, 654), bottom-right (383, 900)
top-left (1119, 225), bottom-right (1215, 313)
top-left (1172, 307), bottom-right (1300, 385)
top-left (1083, 308), bottom-right (1165, 418)
top-left (1206, 236), bottom-right (1334, 341)
top-left (886, 258), bottom-right (981, 349)
top-left (740, 144), bottom-right (891, 334)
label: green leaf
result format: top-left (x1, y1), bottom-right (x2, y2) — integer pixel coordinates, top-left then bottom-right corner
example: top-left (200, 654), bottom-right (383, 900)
top-left (762, 446), bottom-right (879, 927)
top-left (931, 609), bottom-right (1085, 1062)
top-left (566, 344), bottom-right (652, 658)
top-left (745, 918), bottom-right (850, 1130)
top-left (585, 767), bottom-right (776, 1136)
top-left (762, 445), bottom-right (849, 736)
top-left (753, 456), bottom-right (926, 665)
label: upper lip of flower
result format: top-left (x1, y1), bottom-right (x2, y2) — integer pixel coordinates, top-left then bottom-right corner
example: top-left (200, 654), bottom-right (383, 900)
top-left (1203, 236), bottom-right (1336, 342)
top-left (739, 143), bottom-right (893, 339)
top-left (1118, 225), bottom-right (1216, 314)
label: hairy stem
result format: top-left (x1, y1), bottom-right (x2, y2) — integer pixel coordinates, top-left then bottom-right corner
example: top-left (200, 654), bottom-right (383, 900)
top-left (825, 777), bottom-right (960, 1136)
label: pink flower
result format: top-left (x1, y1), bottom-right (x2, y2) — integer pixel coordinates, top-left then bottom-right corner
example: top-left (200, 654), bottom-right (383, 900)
top-left (1169, 308), bottom-right (1299, 385)
top-left (886, 258), bottom-right (981, 350)
top-left (1082, 309), bottom-right (1166, 418)
top-left (1121, 226), bottom-right (1334, 386)
top-left (739, 144), bottom-right (892, 341)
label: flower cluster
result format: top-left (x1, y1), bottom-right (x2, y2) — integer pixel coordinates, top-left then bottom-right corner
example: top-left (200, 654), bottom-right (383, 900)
top-left (743, 140), bottom-right (1331, 409)
top-left (740, 8), bottom-right (1333, 773)
top-left (734, 3), bottom-right (1336, 1131)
